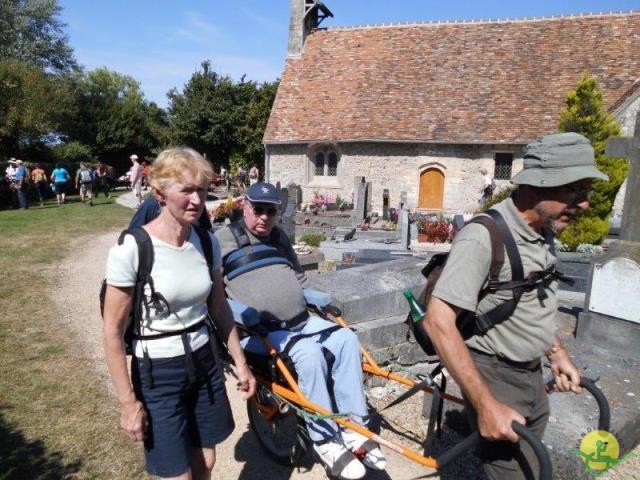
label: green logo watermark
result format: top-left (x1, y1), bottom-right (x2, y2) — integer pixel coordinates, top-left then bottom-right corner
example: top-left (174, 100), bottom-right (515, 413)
top-left (569, 429), bottom-right (636, 476)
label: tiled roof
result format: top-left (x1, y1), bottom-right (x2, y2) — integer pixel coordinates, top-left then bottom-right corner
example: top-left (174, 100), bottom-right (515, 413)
top-left (264, 13), bottom-right (640, 145)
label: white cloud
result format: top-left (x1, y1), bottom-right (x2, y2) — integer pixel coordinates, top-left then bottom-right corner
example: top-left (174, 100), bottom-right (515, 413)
top-left (172, 10), bottom-right (225, 48)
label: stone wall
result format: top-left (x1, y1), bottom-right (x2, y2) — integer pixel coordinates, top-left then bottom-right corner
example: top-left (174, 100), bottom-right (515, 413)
top-left (267, 142), bottom-right (524, 214)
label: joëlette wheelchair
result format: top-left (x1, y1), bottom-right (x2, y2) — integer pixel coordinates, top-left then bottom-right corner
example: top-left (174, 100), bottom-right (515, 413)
top-left (227, 289), bottom-right (610, 480)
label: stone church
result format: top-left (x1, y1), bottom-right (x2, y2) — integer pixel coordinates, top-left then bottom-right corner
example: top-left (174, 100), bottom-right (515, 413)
top-left (263, 0), bottom-right (640, 215)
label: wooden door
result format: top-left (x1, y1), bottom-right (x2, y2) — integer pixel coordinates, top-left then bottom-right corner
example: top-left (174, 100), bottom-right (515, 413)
top-left (419, 168), bottom-right (444, 210)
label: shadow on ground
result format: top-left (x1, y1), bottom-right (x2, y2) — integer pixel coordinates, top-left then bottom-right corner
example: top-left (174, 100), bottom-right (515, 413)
top-left (0, 409), bottom-right (81, 480)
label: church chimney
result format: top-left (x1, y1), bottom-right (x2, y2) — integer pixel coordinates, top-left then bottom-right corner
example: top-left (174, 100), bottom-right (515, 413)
top-left (287, 0), bottom-right (333, 58)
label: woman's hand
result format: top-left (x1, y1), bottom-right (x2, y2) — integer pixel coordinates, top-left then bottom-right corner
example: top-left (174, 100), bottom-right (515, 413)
top-left (235, 363), bottom-right (256, 400)
top-left (120, 399), bottom-right (148, 442)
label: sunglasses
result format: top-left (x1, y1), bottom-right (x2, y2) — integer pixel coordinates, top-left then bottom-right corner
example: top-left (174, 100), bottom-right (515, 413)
top-left (252, 204), bottom-right (278, 217)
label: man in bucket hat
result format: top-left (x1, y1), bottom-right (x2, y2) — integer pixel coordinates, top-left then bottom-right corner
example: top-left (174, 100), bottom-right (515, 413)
top-left (422, 132), bottom-right (607, 479)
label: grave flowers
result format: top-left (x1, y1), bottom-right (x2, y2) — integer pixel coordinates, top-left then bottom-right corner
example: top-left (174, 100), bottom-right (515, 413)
top-left (416, 218), bottom-right (451, 243)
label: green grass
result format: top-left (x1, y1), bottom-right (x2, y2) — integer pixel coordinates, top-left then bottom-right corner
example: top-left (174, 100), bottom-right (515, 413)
top-left (0, 192), bottom-right (149, 479)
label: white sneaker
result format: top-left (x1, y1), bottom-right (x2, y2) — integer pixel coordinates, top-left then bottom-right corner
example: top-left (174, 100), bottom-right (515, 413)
top-left (341, 429), bottom-right (387, 471)
top-left (313, 440), bottom-right (366, 479)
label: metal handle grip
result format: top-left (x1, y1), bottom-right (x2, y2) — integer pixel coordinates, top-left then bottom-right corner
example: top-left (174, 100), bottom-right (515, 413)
top-left (546, 376), bottom-right (610, 431)
top-left (436, 422), bottom-right (552, 480)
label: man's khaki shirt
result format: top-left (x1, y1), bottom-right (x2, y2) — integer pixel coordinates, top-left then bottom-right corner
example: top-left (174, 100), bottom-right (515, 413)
top-left (432, 197), bottom-right (558, 362)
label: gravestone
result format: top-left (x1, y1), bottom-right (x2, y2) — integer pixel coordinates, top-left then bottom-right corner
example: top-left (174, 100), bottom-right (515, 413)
top-left (400, 208), bottom-right (410, 249)
top-left (382, 188), bottom-right (390, 220)
top-left (278, 186), bottom-right (296, 242)
top-left (287, 181), bottom-right (302, 209)
top-left (399, 191), bottom-right (407, 210)
top-left (577, 111), bottom-right (640, 358)
top-left (354, 178), bottom-right (368, 222)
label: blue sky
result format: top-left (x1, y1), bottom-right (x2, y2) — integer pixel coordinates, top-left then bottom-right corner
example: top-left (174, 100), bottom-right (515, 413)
top-left (58, 0), bottom-right (639, 108)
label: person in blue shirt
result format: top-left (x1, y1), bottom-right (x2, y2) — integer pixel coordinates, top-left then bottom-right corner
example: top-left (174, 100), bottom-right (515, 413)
top-left (50, 163), bottom-right (71, 205)
top-left (13, 160), bottom-right (29, 209)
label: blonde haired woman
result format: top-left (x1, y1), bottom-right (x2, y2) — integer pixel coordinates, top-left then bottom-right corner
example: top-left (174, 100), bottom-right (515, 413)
top-left (103, 147), bottom-right (255, 479)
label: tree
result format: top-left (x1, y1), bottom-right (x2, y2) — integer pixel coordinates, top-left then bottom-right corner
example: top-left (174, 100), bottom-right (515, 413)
top-left (61, 68), bottom-right (165, 171)
top-left (168, 61), bottom-right (278, 169)
top-left (0, 59), bottom-right (73, 157)
top-left (557, 73), bottom-right (628, 250)
top-left (0, 0), bottom-right (77, 73)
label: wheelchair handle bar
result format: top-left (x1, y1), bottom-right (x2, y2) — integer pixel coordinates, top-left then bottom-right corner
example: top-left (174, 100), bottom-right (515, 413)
top-left (436, 377), bottom-right (609, 479)
top-left (545, 376), bottom-right (610, 431)
top-left (436, 422), bottom-right (552, 480)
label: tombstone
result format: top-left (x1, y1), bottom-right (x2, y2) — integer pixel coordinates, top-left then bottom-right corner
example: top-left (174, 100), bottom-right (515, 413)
top-left (366, 182), bottom-right (373, 215)
top-left (400, 208), bottom-right (410, 250)
top-left (279, 186), bottom-right (296, 242)
top-left (382, 188), bottom-right (390, 220)
top-left (399, 191), bottom-right (407, 210)
top-left (287, 182), bottom-right (302, 208)
top-left (577, 111), bottom-right (640, 358)
top-left (452, 214), bottom-right (465, 231)
top-left (354, 179), bottom-right (368, 222)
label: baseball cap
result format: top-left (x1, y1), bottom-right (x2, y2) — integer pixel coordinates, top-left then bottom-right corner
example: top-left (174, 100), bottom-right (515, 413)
top-left (511, 132), bottom-right (608, 187)
top-left (130, 154), bottom-right (138, 160)
top-left (245, 182), bottom-right (281, 205)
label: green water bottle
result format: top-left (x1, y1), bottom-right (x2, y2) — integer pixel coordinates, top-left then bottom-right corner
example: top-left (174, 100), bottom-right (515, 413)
top-left (403, 289), bottom-right (425, 323)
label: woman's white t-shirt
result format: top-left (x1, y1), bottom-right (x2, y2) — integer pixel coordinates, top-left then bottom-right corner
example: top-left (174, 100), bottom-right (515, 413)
top-left (106, 228), bottom-right (222, 358)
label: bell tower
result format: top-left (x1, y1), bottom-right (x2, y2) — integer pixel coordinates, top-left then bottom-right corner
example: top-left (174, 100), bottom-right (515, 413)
top-left (287, 0), bottom-right (333, 58)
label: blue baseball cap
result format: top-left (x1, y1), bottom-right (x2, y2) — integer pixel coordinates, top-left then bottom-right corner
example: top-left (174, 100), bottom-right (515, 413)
top-left (245, 182), bottom-right (281, 205)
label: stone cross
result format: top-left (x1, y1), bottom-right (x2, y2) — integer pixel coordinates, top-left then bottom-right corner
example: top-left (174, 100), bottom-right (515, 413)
top-left (576, 111), bottom-right (640, 358)
top-left (605, 110), bottom-right (640, 241)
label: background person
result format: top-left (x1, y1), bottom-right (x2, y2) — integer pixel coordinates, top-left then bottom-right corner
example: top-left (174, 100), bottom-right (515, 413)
top-left (248, 164), bottom-right (259, 185)
top-left (103, 147), bottom-right (255, 480)
top-left (13, 159), bottom-right (29, 209)
top-left (31, 163), bottom-right (48, 206)
top-left (423, 132), bottom-right (604, 479)
top-left (75, 162), bottom-right (94, 205)
top-left (129, 154), bottom-right (143, 207)
top-left (479, 167), bottom-right (495, 206)
top-left (51, 163), bottom-right (71, 205)
top-left (215, 182), bottom-right (386, 480)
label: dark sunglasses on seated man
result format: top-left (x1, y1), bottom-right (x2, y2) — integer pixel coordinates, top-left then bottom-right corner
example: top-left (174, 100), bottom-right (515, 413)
top-left (251, 203), bottom-right (279, 217)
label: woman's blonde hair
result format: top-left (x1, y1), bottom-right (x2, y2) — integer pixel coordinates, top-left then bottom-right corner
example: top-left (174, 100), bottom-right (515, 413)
top-left (148, 147), bottom-right (213, 194)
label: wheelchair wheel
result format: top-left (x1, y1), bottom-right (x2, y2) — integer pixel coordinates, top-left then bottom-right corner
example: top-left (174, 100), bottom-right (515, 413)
top-left (247, 385), bottom-right (309, 466)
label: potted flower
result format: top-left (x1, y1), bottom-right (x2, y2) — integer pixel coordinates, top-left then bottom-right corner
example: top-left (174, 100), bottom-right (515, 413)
top-left (211, 196), bottom-right (243, 223)
top-left (416, 218), bottom-right (451, 243)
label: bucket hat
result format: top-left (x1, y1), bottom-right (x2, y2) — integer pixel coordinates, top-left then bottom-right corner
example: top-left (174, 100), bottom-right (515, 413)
top-left (511, 132), bottom-right (608, 187)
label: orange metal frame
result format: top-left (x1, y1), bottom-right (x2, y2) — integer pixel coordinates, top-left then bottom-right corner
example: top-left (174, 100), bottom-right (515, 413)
top-left (243, 313), bottom-right (465, 471)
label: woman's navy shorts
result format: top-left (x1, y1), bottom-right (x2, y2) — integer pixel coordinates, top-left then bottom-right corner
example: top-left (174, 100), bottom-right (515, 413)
top-left (132, 344), bottom-right (234, 477)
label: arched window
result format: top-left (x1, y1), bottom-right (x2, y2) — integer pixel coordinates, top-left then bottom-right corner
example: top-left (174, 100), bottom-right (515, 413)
top-left (327, 152), bottom-right (338, 176)
top-left (315, 152), bottom-right (325, 176)
top-left (313, 148), bottom-right (339, 177)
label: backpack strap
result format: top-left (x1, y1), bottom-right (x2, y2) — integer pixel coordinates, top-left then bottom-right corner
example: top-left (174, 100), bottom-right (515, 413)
top-left (472, 209), bottom-right (525, 334)
top-left (118, 227), bottom-right (155, 387)
top-left (193, 225), bottom-right (231, 372)
top-left (228, 219), bottom-right (251, 249)
top-left (222, 221), bottom-right (293, 280)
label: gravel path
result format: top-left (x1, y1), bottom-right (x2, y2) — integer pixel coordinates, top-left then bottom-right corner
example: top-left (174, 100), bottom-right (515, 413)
top-left (55, 191), bottom-right (640, 479)
top-left (50, 192), bottom-right (436, 480)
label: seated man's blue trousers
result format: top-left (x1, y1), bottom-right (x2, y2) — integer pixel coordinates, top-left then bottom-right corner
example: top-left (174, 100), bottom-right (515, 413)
top-left (242, 315), bottom-right (368, 442)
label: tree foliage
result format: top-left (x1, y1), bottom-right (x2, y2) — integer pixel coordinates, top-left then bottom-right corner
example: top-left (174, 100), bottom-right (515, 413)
top-left (52, 140), bottom-right (91, 164)
top-left (61, 68), bottom-right (168, 171)
top-left (168, 61), bottom-right (278, 170)
top-left (0, 59), bottom-right (73, 157)
top-left (0, 0), bottom-right (77, 73)
top-left (557, 74), bottom-right (628, 250)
